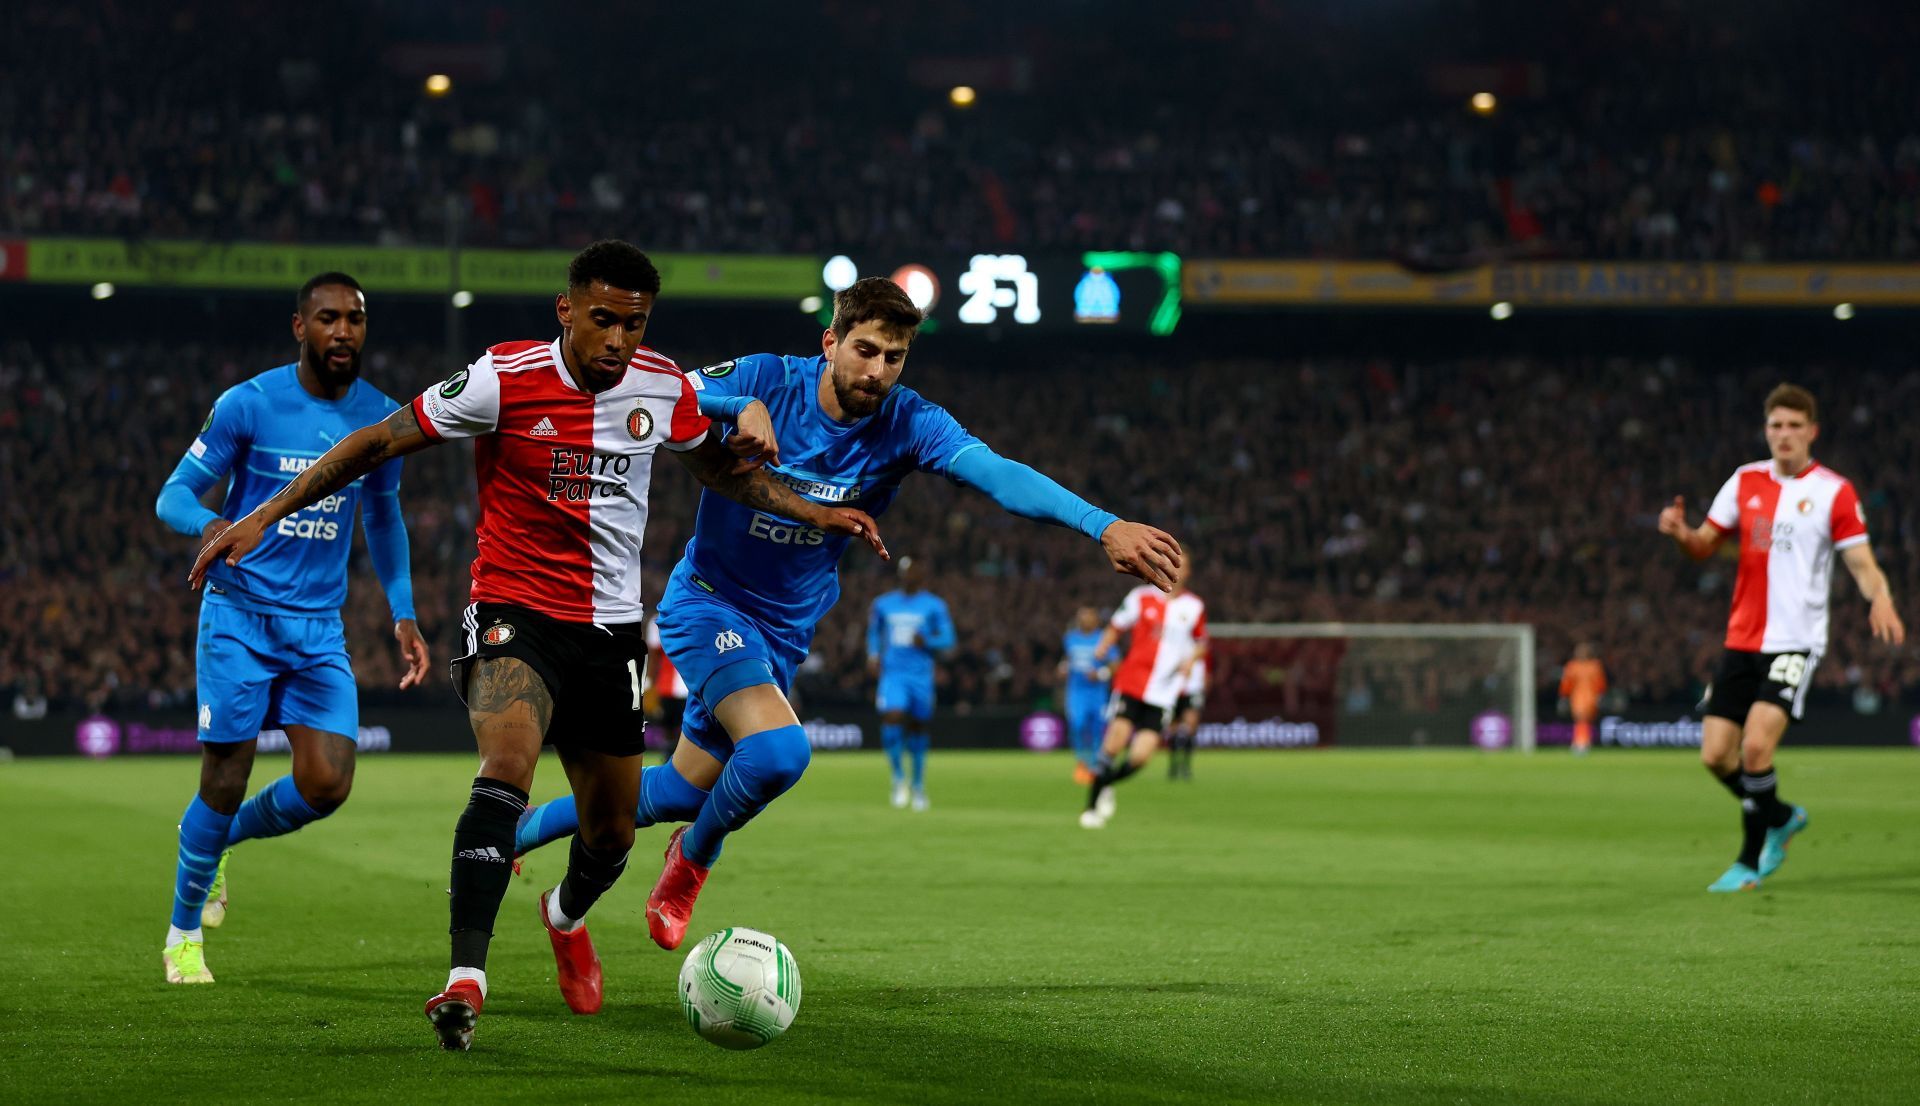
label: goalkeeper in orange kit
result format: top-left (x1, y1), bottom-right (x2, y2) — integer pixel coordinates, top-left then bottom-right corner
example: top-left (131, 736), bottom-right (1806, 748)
top-left (1559, 644), bottom-right (1607, 754)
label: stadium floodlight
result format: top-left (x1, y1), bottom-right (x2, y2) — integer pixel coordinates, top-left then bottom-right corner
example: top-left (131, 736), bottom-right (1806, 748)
top-left (822, 255), bottom-right (858, 292)
top-left (1207, 622), bottom-right (1537, 752)
top-left (949, 85), bottom-right (977, 108)
top-left (425, 74), bottom-right (452, 97)
top-left (1490, 301), bottom-right (1514, 320)
top-left (799, 295), bottom-right (822, 313)
top-left (1833, 302), bottom-right (1855, 320)
top-left (90, 282), bottom-right (115, 300)
top-left (450, 290), bottom-right (474, 309)
top-left (1471, 92), bottom-right (1497, 115)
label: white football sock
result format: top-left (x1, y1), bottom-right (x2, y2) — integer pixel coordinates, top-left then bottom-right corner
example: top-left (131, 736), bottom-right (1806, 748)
top-left (447, 966), bottom-right (488, 999)
top-left (546, 887), bottom-right (583, 932)
top-left (166, 925), bottom-right (203, 947)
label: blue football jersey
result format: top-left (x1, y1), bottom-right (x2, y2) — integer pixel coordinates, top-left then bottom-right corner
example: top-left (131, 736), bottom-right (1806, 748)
top-left (868, 589), bottom-right (956, 681)
top-left (184, 364), bottom-right (403, 613)
top-left (1062, 628), bottom-right (1116, 697)
top-left (680, 353), bottom-right (984, 637)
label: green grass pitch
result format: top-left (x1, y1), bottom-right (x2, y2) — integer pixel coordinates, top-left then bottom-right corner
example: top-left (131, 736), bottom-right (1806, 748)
top-left (2, 749), bottom-right (1916, 1104)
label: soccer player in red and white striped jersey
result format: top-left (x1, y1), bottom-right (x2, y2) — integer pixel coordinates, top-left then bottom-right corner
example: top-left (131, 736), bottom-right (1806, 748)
top-left (190, 241), bottom-right (883, 1051)
top-left (1658, 383), bottom-right (1904, 892)
top-left (1080, 555), bottom-right (1206, 827)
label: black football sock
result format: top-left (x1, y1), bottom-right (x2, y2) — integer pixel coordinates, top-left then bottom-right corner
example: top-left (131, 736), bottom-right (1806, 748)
top-left (1736, 801), bottom-right (1767, 869)
top-left (448, 776), bottom-right (528, 971)
top-left (1741, 769), bottom-right (1794, 829)
top-left (557, 836), bottom-right (629, 923)
top-left (1714, 768), bottom-right (1746, 802)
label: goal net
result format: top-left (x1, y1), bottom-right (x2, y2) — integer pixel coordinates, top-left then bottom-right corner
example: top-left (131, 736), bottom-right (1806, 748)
top-left (1202, 624), bottom-right (1537, 752)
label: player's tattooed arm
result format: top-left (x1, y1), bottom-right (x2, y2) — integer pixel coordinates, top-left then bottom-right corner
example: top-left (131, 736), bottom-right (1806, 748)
top-left (188, 406), bottom-right (434, 588)
top-left (675, 436), bottom-right (890, 559)
top-left (467, 657), bottom-right (554, 741)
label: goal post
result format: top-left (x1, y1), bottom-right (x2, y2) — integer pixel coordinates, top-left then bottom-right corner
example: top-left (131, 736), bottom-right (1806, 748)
top-left (1204, 623), bottom-right (1537, 752)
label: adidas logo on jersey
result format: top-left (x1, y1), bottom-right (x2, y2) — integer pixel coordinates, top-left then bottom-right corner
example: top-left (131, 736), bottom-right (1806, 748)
top-left (530, 417), bottom-right (558, 437)
top-left (456, 846), bottom-right (508, 864)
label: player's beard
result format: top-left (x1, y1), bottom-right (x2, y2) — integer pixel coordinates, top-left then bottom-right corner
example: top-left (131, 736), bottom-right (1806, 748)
top-left (306, 343), bottom-right (362, 389)
top-left (832, 372), bottom-right (888, 418)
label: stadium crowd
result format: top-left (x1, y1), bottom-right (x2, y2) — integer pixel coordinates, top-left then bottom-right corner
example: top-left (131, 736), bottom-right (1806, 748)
top-left (6, 2), bottom-right (1920, 262)
top-left (4, 338), bottom-right (1915, 719)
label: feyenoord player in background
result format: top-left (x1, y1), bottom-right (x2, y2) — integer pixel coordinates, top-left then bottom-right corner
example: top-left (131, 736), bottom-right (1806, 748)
top-left (191, 241), bottom-right (882, 1050)
top-left (1658, 384), bottom-right (1904, 892)
top-left (1082, 556), bottom-right (1207, 827)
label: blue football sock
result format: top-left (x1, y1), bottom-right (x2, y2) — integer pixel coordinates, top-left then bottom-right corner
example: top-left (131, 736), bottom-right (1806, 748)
top-left (637, 762), bottom-right (710, 827)
top-left (881, 723), bottom-right (905, 782)
top-left (907, 733), bottom-right (930, 789)
top-left (515, 794), bottom-right (579, 856)
top-left (682, 724), bottom-right (810, 868)
top-left (224, 774), bottom-right (324, 847)
top-left (172, 796), bottom-right (235, 930)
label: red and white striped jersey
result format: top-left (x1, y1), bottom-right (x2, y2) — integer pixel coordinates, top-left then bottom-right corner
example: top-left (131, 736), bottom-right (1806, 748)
top-left (1110, 586), bottom-right (1208, 710)
top-left (1705, 459), bottom-right (1868, 653)
top-left (645, 618), bottom-right (688, 700)
top-left (412, 339), bottom-right (708, 625)
top-left (1181, 655), bottom-right (1208, 698)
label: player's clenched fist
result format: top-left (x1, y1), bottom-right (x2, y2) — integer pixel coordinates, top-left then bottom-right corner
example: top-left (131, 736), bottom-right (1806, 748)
top-left (1657, 495), bottom-right (1689, 537)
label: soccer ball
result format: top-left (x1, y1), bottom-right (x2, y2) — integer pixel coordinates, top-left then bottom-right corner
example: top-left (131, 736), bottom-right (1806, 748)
top-left (677, 927), bottom-right (802, 1049)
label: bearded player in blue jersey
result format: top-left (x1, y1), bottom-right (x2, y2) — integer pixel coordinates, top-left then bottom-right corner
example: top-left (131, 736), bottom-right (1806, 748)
top-left (868, 556), bottom-right (955, 810)
top-left (153, 273), bottom-right (431, 984)
top-left (513, 277), bottom-right (1181, 950)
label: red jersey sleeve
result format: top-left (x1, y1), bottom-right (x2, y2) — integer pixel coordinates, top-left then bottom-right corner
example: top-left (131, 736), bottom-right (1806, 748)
top-left (662, 367), bottom-right (710, 452)
top-left (1831, 480), bottom-right (1868, 549)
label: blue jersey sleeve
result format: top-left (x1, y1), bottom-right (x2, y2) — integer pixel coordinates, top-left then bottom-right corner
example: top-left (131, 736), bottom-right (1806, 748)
top-left (156, 391), bottom-right (251, 536)
top-left (688, 353), bottom-right (773, 421)
top-left (359, 457), bottom-right (415, 622)
top-left (902, 394), bottom-right (987, 476)
top-left (866, 597), bottom-right (885, 661)
top-left (924, 597), bottom-right (957, 651)
top-left (945, 446), bottom-right (1120, 542)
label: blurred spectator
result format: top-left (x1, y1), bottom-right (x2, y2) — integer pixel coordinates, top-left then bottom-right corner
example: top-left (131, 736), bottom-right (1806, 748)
top-left (4, 340), bottom-right (1914, 715)
top-left (4, 2), bottom-right (1918, 260)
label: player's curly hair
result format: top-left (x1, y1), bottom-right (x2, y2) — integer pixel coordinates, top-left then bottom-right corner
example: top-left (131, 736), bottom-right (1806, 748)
top-left (831, 277), bottom-right (923, 339)
top-left (1764, 383), bottom-right (1817, 423)
top-left (568, 240), bottom-right (662, 295)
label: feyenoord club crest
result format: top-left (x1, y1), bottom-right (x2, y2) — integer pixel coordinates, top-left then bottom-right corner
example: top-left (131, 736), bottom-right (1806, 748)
top-left (482, 623), bottom-right (515, 646)
top-left (627, 407), bottom-right (654, 440)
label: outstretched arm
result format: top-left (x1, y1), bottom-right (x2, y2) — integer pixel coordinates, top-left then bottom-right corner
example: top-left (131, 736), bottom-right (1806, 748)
top-left (1841, 544), bottom-right (1906, 645)
top-left (675, 433), bottom-right (888, 560)
top-left (190, 406), bottom-right (436, 588)
top-left (946, 445), bottom-right (1182, 591)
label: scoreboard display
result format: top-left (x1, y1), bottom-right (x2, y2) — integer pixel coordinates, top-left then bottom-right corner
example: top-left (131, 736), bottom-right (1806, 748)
top-left (818, 251), bottom-right (1181, 335)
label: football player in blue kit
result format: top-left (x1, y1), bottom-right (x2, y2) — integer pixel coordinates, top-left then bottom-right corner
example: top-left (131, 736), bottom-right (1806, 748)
top-left (153, 273), bottom-right (430, 984)
top-left (512, 277), bottom-right (1182, 950)
top-left (867, 556), bottom-right (954, 810)
top-left (1059, 606), bottom-right (1120, 783)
